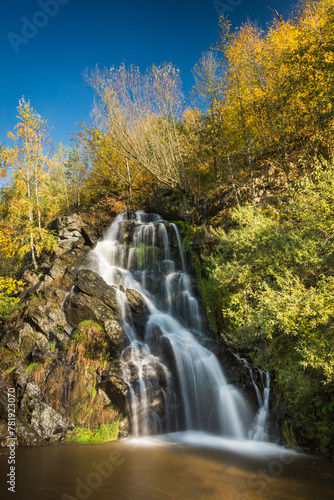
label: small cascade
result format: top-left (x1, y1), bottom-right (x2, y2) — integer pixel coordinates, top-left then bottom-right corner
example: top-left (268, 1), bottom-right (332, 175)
top-left (90, 211), bottom-right (268, 440)
top-left (236, 355), bottom-right (271, 441)
top-left (252, 371), bottom-right (270, 441)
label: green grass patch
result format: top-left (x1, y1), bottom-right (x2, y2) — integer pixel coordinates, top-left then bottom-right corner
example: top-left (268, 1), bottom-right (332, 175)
top-left (25, 362), bottom-right (42, 375)
top-left (67, 422), bottom-right (119, 444)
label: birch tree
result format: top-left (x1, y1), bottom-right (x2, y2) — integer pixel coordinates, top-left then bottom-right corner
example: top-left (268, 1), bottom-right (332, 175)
top-left (0, 98), bottom-right (56, 269)
top-left (84, 63), bottom-right (189, 192)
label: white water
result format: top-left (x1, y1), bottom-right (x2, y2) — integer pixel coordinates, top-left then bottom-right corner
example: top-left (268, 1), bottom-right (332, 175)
top-left (235, 355), bottom-right (271, 441)
top-left (90, 211), bottom-right (266, 441)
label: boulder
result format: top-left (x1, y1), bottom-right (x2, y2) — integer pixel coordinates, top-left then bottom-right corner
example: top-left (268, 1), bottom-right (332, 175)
top-left (64, 270), bottom-right (126, 352)
top-left (81, 226), bottom-right (102, 248)
top-left (61, 266), bottom-right (79, 290)
top-left (28, 399), bottom-right (73, 442)
top-left (24, 302), bottom-right (70, 340)
top-left (99, 362), bottom-right (129, 413)
top-left (0, 391), bottom-right (45, 447)
top-left (118, 416), bottom-right (130, 438)
top-left (2, 323), bottom-right (48, 359)
top-left (125, 289), bottom-right (146, 315)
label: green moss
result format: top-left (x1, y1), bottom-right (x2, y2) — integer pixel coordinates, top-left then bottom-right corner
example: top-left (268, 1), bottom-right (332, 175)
top-left (73, 320), bottom-right (103, 340)
top-left (67, 422), bottom-right (119, 444)
top-left (172, 220), bottom-right (194, 251)
top-left (135, 242), bottom-right (162, 268)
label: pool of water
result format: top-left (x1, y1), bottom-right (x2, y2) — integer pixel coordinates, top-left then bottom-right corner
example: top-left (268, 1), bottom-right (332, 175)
top-left (0, 432), bottom-right (333, 500)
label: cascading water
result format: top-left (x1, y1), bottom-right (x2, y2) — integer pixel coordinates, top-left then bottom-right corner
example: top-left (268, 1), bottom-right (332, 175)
top-left (235, 355), bottom-right (271, 441)
top-left (90, 211), bottom-right (263, 440)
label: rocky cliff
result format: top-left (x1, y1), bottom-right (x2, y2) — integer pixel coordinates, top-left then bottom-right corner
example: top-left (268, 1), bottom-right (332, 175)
top-left (0, 214), bottom-right (131, 446)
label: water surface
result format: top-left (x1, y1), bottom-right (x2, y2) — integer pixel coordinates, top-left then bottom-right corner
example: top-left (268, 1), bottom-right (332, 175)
top-left (1, 433), bottom-right (333, 500)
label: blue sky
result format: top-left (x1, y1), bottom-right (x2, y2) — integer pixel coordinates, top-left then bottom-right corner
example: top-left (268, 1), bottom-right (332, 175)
top-left (0, 0), bottom-right (295, 149)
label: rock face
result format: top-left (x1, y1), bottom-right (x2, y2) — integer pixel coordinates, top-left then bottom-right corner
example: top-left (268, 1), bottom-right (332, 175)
top-left (0, 213), bottom-right (130, 447)
top-left (64, 270), bottom-right (125, 352)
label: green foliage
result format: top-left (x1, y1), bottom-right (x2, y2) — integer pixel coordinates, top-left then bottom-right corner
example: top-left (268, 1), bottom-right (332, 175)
top-left (172, 220), bottom-right (194, 251)
top-left (46, 340), bottom-right (57, 353)
top-left (68, 422), bottom-right (119, 444)
top-left (201, 157), bottom-right (334, 451)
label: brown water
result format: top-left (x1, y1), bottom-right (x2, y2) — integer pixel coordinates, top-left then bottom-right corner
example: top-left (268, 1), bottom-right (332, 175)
top-left (0, 432), bottom-right (333, 500)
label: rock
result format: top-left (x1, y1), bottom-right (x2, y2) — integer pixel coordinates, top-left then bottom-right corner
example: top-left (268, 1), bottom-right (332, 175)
top-left (126, 289), bottom-right (146, 315)
top-left (0, 391), bottom-right (45, 446)
top-left (2, 323), bottom-right (48, 359)
top-left (48, 214), bottom-right (88, 250)
top-left (64, 270), bottom-right (126, 352)
top-left (12, 366), bottom-right (29, 390)
top-left (61, 266), bottom-right (79, 290)
top-left (22, 271), bottom-right (42, 287)
top-left (29, 348), bottom-right (58, 363)
top-left (48, 329), bottom-right (70, 350)
top-left (74, 269), bottom-right (118, 308)
top-left (0, 419), bottom-right (7, 441)
top-left (25, 383), bottom-right (40, 398)
top-left (118, 416), bottom-right (130, 438)
top-left (28, 399), bottom-right (73, 442)
top-left (81, 226), bottom-right (102, 248)
top-left (24, 303), bottom-right (70, 340)
top-left (99, 363), bottom-right (129, 413)
top-left (48, 258), bottom-right (68, 280)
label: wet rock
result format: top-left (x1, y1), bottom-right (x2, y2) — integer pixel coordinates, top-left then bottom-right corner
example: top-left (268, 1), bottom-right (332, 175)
top-left (126, 289), bottom-right (146, 315)
top-left (117, 220), bottom-right (137, 245)
top-left (28, 399), bottom-right (73, 442)
top-left (118, 416), bottom-right (130, 438)
top-left (61, 266), bottom-right (79, 290)
top-left (99, 363), bottom-right (129, 413)
top-left (124, 289), bottom-right (149, 339)
top-left (81, 226), bottom-right (102, 248)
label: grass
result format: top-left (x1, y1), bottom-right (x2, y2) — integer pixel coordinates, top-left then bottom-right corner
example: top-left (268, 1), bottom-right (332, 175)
top-left (67, 422), bottom-right (119, 444)
top-left (25, 362), bottom-right (43, 375)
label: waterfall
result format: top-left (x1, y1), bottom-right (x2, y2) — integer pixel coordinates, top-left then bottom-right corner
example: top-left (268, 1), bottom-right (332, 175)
top-left (90, 211), bottom-right (266, 440)
top-left (235, 355), bottom-right (271, 441)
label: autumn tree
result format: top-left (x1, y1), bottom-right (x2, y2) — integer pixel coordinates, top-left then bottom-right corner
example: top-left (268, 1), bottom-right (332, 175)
top-left (0, 98), bottom-right (57, 269)
top-left (84, 63), bottom-right (189, 193)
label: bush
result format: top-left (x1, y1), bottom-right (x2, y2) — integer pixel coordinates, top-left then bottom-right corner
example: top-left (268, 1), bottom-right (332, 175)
top-left (200, 157), bottom-right (334, 451)
top-left (0, 277), bottom-right (24, 321)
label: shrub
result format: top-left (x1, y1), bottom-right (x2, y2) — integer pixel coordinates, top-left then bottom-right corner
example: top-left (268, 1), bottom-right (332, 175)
top-left (200, 157), bottom-right (334, 451)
